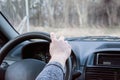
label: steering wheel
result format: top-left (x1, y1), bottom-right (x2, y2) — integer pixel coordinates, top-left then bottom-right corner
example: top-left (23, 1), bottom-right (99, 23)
top-left (0, 32), bottom-right (72, 80)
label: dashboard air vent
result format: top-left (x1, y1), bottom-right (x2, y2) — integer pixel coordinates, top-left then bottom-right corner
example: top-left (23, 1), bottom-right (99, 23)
top-left (85, 66), bottom-right (120, 80)
top-left (95, 52), bottom-right (120, 66)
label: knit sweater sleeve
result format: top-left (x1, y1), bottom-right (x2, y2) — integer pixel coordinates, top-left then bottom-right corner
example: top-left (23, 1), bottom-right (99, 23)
top-left (35, 61), bottom-right (65, 80)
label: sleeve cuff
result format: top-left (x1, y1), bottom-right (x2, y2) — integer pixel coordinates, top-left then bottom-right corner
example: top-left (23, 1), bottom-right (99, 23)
top-left (45, 61), bottom-right (65, 74)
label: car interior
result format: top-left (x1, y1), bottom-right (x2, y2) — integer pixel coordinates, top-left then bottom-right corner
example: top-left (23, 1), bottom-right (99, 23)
top-left (0, 11), bottom-right (120, 80)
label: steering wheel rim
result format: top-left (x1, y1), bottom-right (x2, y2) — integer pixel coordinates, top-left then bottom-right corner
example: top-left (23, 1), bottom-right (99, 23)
top-left (0, 32), bottom-right (72, 80)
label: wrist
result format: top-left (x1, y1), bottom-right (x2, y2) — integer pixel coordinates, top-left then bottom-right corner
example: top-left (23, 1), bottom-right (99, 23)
top-left (49, 56), bottom-right (66, 67)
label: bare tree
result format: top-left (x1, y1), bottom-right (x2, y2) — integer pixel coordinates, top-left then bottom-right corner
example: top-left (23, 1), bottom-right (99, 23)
top-left (87, 0), bottom-right (120, 27)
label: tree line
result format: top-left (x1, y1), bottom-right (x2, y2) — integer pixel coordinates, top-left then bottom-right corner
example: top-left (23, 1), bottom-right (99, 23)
top-left (0, 0), bottom-right (120, 27)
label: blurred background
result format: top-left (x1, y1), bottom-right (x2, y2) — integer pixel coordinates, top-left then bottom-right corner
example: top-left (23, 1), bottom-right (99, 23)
top-left (1, 0), bottom-right (120, 37)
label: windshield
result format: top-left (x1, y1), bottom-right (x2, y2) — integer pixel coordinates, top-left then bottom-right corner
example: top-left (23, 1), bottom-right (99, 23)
top-left (1, 0), bottom-right (120, 37)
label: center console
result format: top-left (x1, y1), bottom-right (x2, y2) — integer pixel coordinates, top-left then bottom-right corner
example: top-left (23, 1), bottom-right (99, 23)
top-left (85, 51), bottom-right (120, 80)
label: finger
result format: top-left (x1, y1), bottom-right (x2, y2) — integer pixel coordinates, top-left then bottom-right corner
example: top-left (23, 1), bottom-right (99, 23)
top-left (65, 41), bottom-right (68, 44)
top-left (59, 36), bottom-right (65, 41)
top-left (68, 44), bottom-right (71, 48)
top-left (65, 41), bottom-right (71, 48)
top-left (50, 32), bottom-right (57, 42)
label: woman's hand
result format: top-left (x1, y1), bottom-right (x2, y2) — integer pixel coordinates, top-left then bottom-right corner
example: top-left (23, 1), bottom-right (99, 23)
top-left (49, 33), bottom-right (71, 67)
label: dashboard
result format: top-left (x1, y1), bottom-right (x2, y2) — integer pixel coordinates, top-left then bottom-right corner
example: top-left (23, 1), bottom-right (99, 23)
top-left (17, 39), bottom-right (120, 80)
top-left (0, 36), bottom-right (119, 80)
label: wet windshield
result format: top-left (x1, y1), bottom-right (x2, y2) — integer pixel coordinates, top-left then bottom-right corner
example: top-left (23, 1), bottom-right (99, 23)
top-left (1, 0), bottom-right (120, 37)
